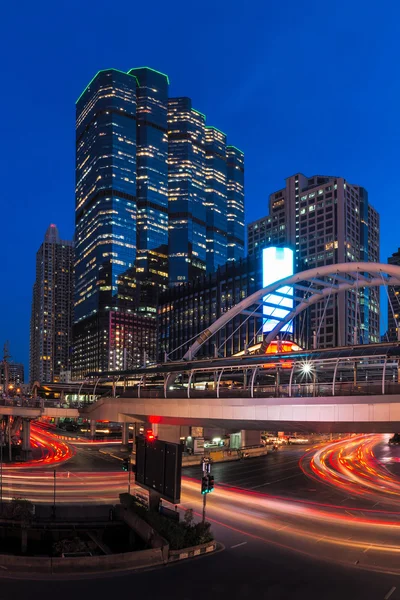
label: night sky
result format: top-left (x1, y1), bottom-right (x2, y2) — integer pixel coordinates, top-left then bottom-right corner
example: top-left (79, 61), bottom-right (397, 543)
top-left (2, 0), bottom-right (399, 375)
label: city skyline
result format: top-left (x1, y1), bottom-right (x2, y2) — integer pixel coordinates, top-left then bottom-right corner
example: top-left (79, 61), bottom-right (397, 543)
top-left (3, 0), bottom-right (400, 373)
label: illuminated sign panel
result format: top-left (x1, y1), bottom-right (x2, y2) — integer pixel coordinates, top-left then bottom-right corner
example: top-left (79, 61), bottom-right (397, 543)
top-left (262, 247), bottom-right (294, 333)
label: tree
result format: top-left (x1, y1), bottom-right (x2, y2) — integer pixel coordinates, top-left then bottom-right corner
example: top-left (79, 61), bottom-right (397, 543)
top-left (5, 497), bottom-right (34, 554)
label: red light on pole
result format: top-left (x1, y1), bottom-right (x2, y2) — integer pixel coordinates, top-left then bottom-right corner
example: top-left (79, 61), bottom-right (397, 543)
top-left (145, 429), bottom-right (156, 442)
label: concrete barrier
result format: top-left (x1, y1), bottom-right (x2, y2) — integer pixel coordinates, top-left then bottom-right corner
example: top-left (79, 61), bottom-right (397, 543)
top-left (169, 541), bottom-right (217, 561)
top-left (51, 547), bottom-right (164, 574)
top-left (182, 446), bottom-right (269, 466)
top-left (0, 501), bottom-right (217, 576)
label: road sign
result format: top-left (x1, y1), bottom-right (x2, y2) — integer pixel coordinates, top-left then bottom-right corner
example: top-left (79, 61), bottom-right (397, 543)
top-left (135, 436), bottom-right (183, 504)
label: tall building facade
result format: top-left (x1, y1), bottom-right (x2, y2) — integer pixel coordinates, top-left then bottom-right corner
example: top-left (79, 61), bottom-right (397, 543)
top-left (73, 68), bottom-right (244, 377)
top-left (388, 248), bottom-right (400, 341)
top-left (30, 225), bottom-right (74, 383)
top-left (248, 174), bottom-right (380, 348)
top-left (168, 101), bottom-right (244, 285)
top-left (159, 255), bottom-right (262, 360)
top-left (226, 146), bottom-right (245, 262)
top-left (168, 99), bottom-right (207, 284)
top-left (1, 363), bottom-right (24, 388)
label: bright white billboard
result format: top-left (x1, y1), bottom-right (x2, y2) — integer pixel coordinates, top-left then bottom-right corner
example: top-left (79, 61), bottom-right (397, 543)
top-left (262, 247), bottom-right (294, 333)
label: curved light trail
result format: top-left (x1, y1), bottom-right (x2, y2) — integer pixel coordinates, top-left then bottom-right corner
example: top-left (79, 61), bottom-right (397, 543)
top-left (179, 434), bottom-right (400, 575)
top-left (4, 422), bottom-right (400, 574)
top-left (300, 434), bottom-right (400, 505)
top-left (0, 423), bottom-right (127, 502)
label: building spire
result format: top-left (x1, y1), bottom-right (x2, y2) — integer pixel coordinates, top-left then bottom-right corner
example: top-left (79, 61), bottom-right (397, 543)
top-left (44, 224), bottom-right (60, 244)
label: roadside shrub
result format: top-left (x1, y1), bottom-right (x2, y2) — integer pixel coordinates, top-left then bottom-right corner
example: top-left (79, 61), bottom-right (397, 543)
top-left (131, 503), bottom-right (213, 550)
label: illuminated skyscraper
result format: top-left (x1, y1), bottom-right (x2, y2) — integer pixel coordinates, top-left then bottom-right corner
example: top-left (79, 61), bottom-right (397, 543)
top-left (248, 173), bottom-right (380, 347)
top-left (30, 225), bottom-right (74, 383)
top-left (226, 146), bottom-right (245, 262)
top-left (168, 98), bottom-right (207, 285)
top-left (205, 126), bottom-right (227, 272)
top-left (129, 67), bottom-right (169, 311)
top-left (73, 68), bottom-right (245, 376)
top-left (73, 68), bottom-right (166, 377)
top-left (168, 102), bottom-right (244, 285)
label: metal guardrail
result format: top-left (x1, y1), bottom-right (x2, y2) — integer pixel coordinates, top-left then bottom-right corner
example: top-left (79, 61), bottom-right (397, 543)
top-left (117, 380), bottom-right (400, 400)
top-left (0, 398), bottom-right (80, 410)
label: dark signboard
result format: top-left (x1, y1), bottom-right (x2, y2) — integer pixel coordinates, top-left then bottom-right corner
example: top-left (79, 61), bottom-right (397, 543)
top-left (135, 437), bottom-right (183, 504)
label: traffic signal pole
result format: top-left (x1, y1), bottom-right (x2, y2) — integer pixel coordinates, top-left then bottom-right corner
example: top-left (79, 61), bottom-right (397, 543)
top-left (201, 457), bottom-right (214, 524)
top-left (202, 488), bottom-right (207, 523)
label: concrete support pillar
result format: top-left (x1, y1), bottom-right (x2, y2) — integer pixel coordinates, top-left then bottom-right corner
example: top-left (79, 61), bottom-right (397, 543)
top-left (90, 420), bottom-right (96, 439)
top-left (121, 422), bottom-right (129, 449)
top-left (240, 430), bottom-right (262, 448)
top-left (21, 419), bottom-right (32, 459)
top-left (152, 424), bottom-right (181, 444)
top-left (229, 432), bottom-right (241, 449)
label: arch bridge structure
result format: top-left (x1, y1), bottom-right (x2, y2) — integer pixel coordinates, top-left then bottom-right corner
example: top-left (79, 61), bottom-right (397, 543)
top-left (182, 262), bottom-right (400, 360)
top-left (79, 263), bottom-right (400, 433)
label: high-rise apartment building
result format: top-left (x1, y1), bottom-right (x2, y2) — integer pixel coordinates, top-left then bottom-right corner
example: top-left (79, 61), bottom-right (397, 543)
top-left (30, 225), bottom-right (74, 383)
top-left (73, 68), bottom-right (244, 377)
top-left (248, 173), bottom-right (380, 347)
top-left (388, 248), bottom-right (400, 341)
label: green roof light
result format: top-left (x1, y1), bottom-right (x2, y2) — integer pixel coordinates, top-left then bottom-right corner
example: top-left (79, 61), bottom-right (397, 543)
top-left (206, 125), bottom-right (226, 137)
top-left (227, 145), bottom-right (244, 155)
top-left (192, 108), bottom-right (206, 119)
top-left (76, 69), bottom-right (139, 104)
top-left (128, 66), bottom-right (170, 85)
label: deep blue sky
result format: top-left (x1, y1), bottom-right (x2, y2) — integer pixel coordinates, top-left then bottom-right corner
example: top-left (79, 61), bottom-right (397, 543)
top-left (2, 0), bottom-right (399, 374)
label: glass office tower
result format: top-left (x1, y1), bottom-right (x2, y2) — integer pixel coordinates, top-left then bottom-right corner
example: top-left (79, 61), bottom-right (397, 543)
top-left (128, 67), bottom-right (169, 312)
top-left (205, 126), bottom-right (228, 272)
top-left (168, 98), bottom-right (207, 285)
top-left (73, 68), bottom-right (165, 377)
top-left (168, 103), bottom-right (244, 285)
top-left (73, 67), bottom-right (245, 377)
top-left (226, 146), bottom-right (245, 261)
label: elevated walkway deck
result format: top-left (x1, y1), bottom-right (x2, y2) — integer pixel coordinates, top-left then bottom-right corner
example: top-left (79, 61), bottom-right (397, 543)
top-left (80, 394), bottom-right (400, 433)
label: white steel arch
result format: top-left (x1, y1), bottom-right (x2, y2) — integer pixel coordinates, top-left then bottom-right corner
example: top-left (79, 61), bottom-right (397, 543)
top-left (183, 263), bottom-right (400, 360)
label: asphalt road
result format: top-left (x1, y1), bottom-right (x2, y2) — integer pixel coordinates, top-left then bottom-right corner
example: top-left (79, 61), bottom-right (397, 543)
top-left (0, 519), bottom-right (399, 600)
top-left (1, 438), bottom-right (400, 599)
top-left (57, 443), bottom-right (124, 472)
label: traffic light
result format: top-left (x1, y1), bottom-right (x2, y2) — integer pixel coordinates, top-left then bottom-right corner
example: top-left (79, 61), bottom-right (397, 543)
top-left (145, 429), bottom-right (157, 442)
top-left (201, 476), bottom-right (208, 495)
top-left (122, 458), bottom-right (129, 472)
top-left (207, 475), bottom-right (215, 493)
